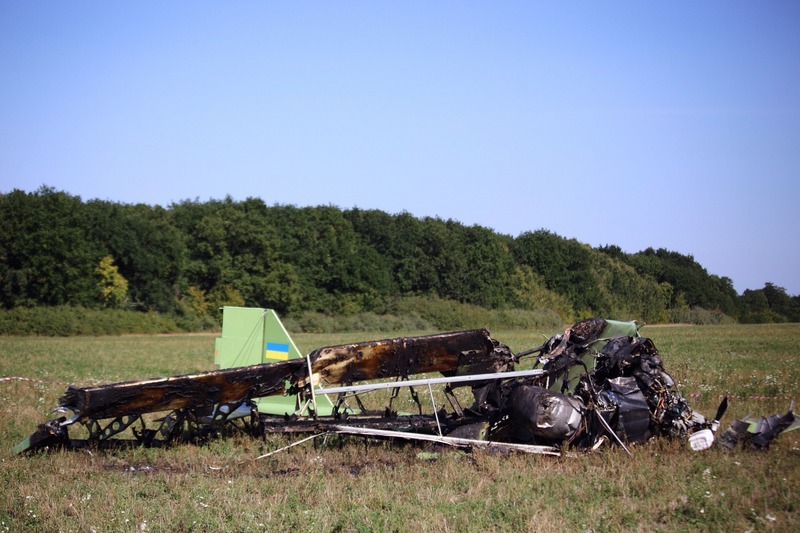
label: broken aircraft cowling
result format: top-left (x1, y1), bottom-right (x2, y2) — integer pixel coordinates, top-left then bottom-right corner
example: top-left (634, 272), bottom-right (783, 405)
top-left (492, 385), bottom-right (585, 444)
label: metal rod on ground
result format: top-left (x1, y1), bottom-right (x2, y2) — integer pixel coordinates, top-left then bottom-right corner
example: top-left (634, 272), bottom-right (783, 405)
top-left (329, 425), bottom-right (561, 456)
top-left (250, 432), bottom-right (330, 462)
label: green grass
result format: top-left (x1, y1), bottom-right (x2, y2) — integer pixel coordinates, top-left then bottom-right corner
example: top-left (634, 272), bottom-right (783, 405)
top-left (1, 324), bottom-right (799, 532)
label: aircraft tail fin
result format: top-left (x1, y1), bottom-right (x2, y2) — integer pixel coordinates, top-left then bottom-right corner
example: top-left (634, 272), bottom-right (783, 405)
top-left (215, 306), bottom-right (334, 415)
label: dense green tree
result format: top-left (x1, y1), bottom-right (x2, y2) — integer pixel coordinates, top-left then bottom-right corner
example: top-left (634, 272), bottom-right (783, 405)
top-left (96, 255), bottom-right (128, 307)
top-left (600, 245), bottom-right (742, 318)
top-left (455, 225), bottom-right (515, 308)
top-left (346, 209), bottom-right (440, 296)
top-left (2, 186), bottom-right (796, 325)
top-left (260, 204), bottom-right (395, 314)
top-left (624, 248), bottom-right (732, 311)
top-left (708, 275), bottom-right (741, 319)
top-left (513, 230), bottom-right (597, 312)
top-left (741, 288), bottom-right (771, 323)
top-left (0, 187), bottom-right (100, 308)
top-left (171, 198), bottom-right (303, 315)
top-left (586, 251), bottom-right (664, 322)
top-left (508, 265), bottom-right (575, 321)
top-left (85, 200), bottom-right (185, 312)
top-left (387, 213), bottom-right (440, 295)
top-left (755, 282), bottom-right (800, 322)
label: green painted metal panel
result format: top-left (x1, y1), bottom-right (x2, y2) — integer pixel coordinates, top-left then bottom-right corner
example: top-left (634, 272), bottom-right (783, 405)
top-left (583, 319), bottom-right (640, 370)
top-left (261, 309), bottom-right (302, 362)
top-left (595, 319), bottom-right (640, 346)
top-left (257, 308), bottom-right (306, 415)
top-left (216, 307), bottom-right (265, 369)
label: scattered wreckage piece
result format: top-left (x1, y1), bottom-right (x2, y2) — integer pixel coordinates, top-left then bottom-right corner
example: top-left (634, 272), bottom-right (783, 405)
top-left (328, 425), bottom-right (561, 456)
top-left (717, 404), bottom-right (799, 450)
top-left (13, 309), bottom-right (797, 456)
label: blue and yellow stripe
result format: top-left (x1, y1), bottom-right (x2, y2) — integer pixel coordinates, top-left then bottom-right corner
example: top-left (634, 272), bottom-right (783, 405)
top-left (265, 341), bottom-right (290, 361)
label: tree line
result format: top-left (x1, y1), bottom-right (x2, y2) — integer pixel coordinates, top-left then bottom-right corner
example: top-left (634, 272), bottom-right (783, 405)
top-left (1, 186), bottom-right (798, 326)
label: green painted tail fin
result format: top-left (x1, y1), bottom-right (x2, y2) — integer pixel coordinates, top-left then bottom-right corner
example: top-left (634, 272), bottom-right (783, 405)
top-left (215, 306), bottom-right (334, 416)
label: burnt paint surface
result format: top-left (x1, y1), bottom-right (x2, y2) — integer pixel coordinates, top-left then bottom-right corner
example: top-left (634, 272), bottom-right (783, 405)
top-left (61, 360), bottom-right (304, 421)
top-left (57, 330), bottom-right (512, 422)
top-left (306, 329), bottom-right (512, 386)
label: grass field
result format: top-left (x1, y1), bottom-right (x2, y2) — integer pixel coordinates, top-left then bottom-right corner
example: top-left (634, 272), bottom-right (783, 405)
top-left (1, 324), bottom-right (798, 532)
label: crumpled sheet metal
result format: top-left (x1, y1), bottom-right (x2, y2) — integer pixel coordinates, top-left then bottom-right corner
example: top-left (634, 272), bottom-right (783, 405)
top-left (718, 409), bottom-right (799, 450)
top-left (501, 319), bottom-right (716, 450)
top-left (500, 385), bottom-right (584, 443)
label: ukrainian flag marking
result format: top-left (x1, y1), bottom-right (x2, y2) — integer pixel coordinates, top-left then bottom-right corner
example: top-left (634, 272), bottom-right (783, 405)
top-left (265, 342), bottom-right (290, 361)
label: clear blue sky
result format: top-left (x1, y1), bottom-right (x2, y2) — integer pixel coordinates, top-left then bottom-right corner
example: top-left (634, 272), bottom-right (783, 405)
top-left (2, 2), bottom-right (799, 296)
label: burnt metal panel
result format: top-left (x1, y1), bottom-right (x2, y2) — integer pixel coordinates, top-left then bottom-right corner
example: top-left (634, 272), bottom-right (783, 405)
top-left (60, 360), bottom-right (304, 421)
top-left (305, 329), bottom-right (513, 386)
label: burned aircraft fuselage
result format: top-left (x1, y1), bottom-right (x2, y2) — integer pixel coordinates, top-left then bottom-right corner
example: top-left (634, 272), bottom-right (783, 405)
top-left (17, 318), bottom-right (793, 455)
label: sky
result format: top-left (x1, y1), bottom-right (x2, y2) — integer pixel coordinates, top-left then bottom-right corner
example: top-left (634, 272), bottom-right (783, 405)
top-left (2, 2), bottom-right (799, 296)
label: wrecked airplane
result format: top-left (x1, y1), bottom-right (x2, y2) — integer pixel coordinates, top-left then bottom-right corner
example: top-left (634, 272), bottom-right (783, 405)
top-left (14, 308), bottom-right (798, 456)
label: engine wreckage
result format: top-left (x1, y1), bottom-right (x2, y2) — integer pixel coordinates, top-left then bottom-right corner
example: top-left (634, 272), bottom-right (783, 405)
top-left (14, 308), bottom-right (798, 456)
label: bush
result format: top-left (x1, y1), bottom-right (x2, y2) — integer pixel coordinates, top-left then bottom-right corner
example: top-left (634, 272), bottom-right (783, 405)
top-left (0, 299), bottom-right (567, 337)
top-left (0, 306), bottom-right (183, 336)
top-left (391, 296), bottom-right (564, 331)
top-left (172, 299), bottom-right (220, 332)
top-left (283, 303), bottom-right (565, 334)
top-left (667, 306), bottom-right (737, 325)
top-left (284, 311), bottom-right (433, 334)
top-left (392, 296), bottom-right (492, 330)
top-left (485, 308), bottom-right (564, 330)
